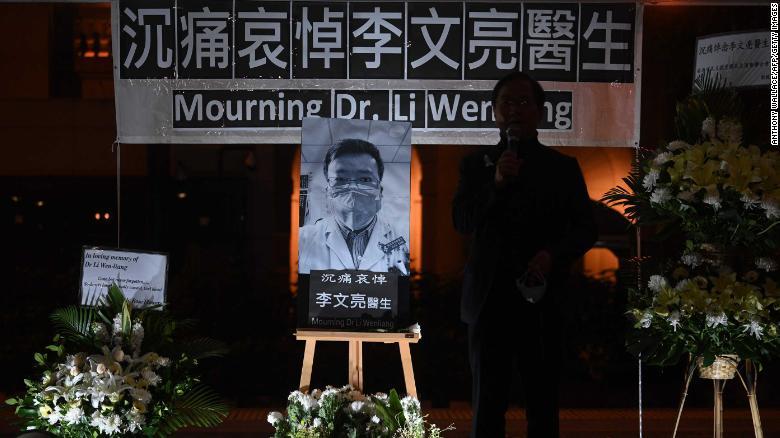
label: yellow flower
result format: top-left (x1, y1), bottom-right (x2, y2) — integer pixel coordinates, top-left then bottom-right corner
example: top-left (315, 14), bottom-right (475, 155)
top-left (133, 400), bottom-right (147, 414)
top-left (656, 288), bottom-right (680, 308)
top-left (38, 405), bottom-right (52, 418)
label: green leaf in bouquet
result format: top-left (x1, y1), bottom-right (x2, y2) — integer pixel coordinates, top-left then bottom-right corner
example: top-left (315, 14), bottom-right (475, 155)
top-left (4, 398), bottom-right (18, 406)
top-left (171, 338), bottom-right (229, 360)
top-left (33, 353), bottom-right (45, 365)
top-left (371, 397), bottom-right (398, 433)
top-left (156, 384), bottom-right (228, 436)
top-left (50, 305), bottom-right (96, 346)
top-left (702, 352), bottom-right (715, 368)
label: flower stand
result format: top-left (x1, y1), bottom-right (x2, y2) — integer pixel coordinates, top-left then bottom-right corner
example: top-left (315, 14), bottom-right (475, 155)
top-left (294, 329), bottom-right (421, 397)
top-left (672, 357), bottom-right (764, 438)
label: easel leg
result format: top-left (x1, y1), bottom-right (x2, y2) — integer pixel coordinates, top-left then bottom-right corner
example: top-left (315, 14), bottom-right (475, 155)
top-left (349, 340), bottom-right (363, 392)
top-left (745, 360), bottom-right (764, 438)
top-left (399, 341), bottom-right (417, 398)
top-left (713, 379), bottom-right (724, 438)
top-left (672, 361), bottom-right (697, 438)
top-left (300, 340), bottom-right (316, 393)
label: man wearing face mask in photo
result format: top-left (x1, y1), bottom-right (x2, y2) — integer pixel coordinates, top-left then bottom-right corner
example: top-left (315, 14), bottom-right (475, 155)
top-left (299, 139), bottom-right (410, 275)
top-left (452, 72), bottom-right (597, 437)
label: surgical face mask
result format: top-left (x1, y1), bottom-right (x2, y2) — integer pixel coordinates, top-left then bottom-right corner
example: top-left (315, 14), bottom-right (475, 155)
top-left (327, 187), bottom-right (381, 230)
top-left (516, 271), bottom-right (547, 304)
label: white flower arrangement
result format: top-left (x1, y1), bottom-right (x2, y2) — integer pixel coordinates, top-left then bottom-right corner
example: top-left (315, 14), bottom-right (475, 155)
top-left (627, 268), bottom-right (780, 367)
top-left (6, 285), bottom-right (228, 437)
top-left (269, 386), bottom-right (452, 438)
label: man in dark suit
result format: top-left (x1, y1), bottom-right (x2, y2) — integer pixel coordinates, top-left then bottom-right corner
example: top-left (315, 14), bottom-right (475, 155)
top-left (452, 72), bottom-right (597, 437)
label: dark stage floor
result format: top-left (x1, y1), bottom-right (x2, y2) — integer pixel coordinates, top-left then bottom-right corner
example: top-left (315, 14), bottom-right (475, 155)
top-left (3, 405), bottom-right (778, 437)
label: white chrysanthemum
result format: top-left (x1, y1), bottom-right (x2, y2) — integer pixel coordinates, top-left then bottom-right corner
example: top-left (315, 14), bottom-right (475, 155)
top-left (643, 168), bottom-right (661, 191)
top-left (372, 392), bottom-right (388, 402)
top-left (755, 257), bottom-right (777, 272)
top-left (62, 406), bottom-right (84, 425)
top-left (130, 388), bottom-right (152, 404)
top-left (648, 275), bottom-right (667, 293)
top-left (650, 187), bottom-right (671, 204)
top-left (47, 407), bottom-right (63, 425)
top-left (706, 312), bottom-right (728, 328)
top-left (638, 311), bottom-right (653, 329)
top-left (267, 411), bottom-right (284, 425)
top-left (312, 417), bottom-right (323, 428)
top-left (130, 321), bottom-right (144, 354)
top-left (761, 199), bottom-right (780, 219)
top-left (371, 415), bottom-right (381, 424)
top-left (126, 408), bottom-right (146, 433)
top-left (654, 152), bottom-right (673, 165)
top-left (350, 401), bottom-right (365, 413)
top-left (701, 117), bottom-right (716, 139)
top-left (91, 322), bottom-right (110, 342)
top-left (742, 321), bottom-right (764, 340)
top-left (311, 388), bottom-right (322, 399)
top-left (741, 192), bottom-right (760, 209)
top-left (703, 191), bottom-right (721, 211)
top-left (401, 396), bottom-right (423, 426)
top-left (90, 411), bottom-right (122, 435)
top-left (667, 311), bottom-right (681, 332)
top-left (141, 368), bottom-right (161, 386)
top-left (112, 314), bottom-right (123, 336)
top-left (717, 119), bottom-right (743, 144)
top-left (300, 394), bottom-right (318, 411)
top-left (668, 140), bottom-right (691, 151)
top-left (681, 252), bottom-right (703, 268)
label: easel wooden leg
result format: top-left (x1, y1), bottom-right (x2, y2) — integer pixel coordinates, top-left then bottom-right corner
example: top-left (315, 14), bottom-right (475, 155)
top-left (299, 340), bottom-right (316, 393)
top-left (348, 340), bottom-right (363, 392)
top-left (672, 361), bottom-right (697, 438)
top-left (399, 341), bottom-right (417, 398)
top-left (739, 360), bottom-right (764, 438)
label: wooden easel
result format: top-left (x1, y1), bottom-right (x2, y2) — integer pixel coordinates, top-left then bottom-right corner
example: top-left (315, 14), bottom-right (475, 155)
top-left (295, 329), bottom-right (421, 398)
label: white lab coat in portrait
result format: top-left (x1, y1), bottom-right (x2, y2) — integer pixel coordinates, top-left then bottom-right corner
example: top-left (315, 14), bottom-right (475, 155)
top-left (298, 216), bottom-right (409, 275)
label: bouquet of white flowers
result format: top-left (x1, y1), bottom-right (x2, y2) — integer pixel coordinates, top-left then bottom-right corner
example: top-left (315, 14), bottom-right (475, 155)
top-left (627, 267), bottom-right (780, 368)
top-left (6, 285), bottom-right (228, 437)
top-left (268, 386), bottom-right (452, 438)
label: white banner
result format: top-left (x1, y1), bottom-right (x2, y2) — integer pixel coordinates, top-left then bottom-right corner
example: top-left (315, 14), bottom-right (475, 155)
top-left (112, 0), bottom-right (642, 146)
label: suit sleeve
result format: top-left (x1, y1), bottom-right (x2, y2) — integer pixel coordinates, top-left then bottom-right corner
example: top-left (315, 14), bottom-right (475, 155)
top-left (547, 157), bottom-right (598, 266)
top-left (451, 153), bottom-right (502, 234)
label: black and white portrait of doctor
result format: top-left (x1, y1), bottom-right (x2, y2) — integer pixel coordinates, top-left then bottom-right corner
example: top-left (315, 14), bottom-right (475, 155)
top-left (298, 120), bottom-right (411, 275)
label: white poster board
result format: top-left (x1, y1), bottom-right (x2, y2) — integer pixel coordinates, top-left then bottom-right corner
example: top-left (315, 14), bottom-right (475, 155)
top-left (694, 30), bottom-right (770, 88)
top-left (80, 247), bottom-right (168, 307)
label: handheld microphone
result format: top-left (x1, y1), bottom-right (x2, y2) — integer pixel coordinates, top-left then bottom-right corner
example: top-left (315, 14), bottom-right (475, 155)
top-left (504, 126), bottom-right (522, 157)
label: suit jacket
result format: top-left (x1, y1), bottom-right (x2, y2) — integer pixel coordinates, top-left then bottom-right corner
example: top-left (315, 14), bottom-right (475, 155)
top-left (452, 138), bottom-right (597, 324)
top-left (299, 216), bottom-right (410, 275)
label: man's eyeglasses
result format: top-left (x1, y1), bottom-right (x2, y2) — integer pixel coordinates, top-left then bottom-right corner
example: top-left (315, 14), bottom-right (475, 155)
top-left (498, 97), bottom-right (531, 108)
top-left (327, 176), bottom-right (380, 190)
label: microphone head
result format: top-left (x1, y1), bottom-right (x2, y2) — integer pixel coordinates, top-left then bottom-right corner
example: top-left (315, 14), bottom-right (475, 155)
top-left (504, 126), bottom-right (521, 153)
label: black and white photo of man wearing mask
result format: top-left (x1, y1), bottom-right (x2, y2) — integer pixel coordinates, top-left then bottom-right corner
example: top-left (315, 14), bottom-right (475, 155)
top-left (298, 139), bottom-right (410, 275)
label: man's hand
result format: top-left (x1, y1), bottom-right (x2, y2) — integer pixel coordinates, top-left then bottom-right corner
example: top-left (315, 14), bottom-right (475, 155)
top-left (528, 249), bottom-right (553, 278)
top-left (494, 150), bottom-right (523, 188)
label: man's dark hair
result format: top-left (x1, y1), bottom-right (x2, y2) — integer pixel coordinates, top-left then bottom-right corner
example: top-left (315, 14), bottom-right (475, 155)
top-left (323, 138), bottom-right (385, 180)
top-left (491, 71), bottom-right (545, 111)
